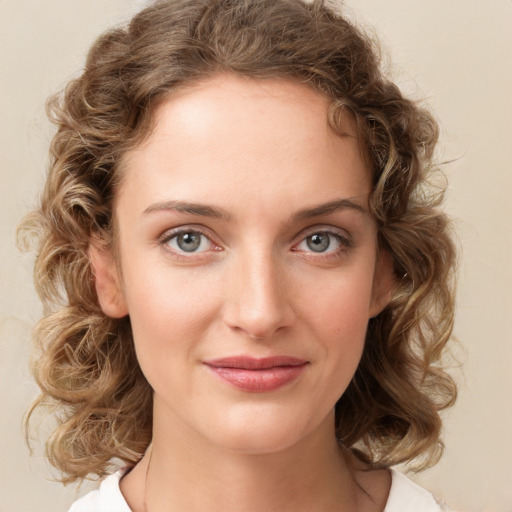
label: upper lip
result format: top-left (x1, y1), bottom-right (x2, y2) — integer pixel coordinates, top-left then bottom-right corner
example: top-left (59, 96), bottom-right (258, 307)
top-left (204, 356), bottom-right (308, 370)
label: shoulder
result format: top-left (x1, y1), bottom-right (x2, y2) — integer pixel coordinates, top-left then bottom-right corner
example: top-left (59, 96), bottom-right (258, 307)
top-left (67, 466), bottom-right (449, 512)
top-left (68, 470), bottom-right (131, 512)
top-left (384, 469), bottom-right (451, 512)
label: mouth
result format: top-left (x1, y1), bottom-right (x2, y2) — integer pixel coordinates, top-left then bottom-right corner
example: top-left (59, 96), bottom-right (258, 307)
top-left (203, 356), bottom-right (309, 392)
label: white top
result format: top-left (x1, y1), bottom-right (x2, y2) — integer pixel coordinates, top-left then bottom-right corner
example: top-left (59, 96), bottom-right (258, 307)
top-left (68, 468), bottom-right (450, 512)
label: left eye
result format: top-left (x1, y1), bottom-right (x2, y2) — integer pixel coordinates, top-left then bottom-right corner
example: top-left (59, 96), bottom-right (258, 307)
top-left (296, 232), bottom-right (344, 253)
top-left (166, 231), bottom-right (213, 253)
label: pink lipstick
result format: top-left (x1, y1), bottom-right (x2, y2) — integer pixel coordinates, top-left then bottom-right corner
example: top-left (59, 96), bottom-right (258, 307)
top-left (204, 356), bottom-right (308, 392)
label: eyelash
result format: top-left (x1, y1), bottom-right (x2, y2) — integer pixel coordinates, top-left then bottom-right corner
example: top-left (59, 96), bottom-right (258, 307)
top-left (159, 226), bottom-right (220, 258)
top-left (292, 229), bottom-right (352, 260)
top-left (158, 226), bottom-right (352, 260)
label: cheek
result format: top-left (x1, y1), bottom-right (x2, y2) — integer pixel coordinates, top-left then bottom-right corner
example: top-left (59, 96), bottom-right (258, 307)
top-left (301, 263), bottom-right (375, 331)
top-left (301, 265), bottom-right (375, 375)
top-left (122, 262), bottom-right (221, 377)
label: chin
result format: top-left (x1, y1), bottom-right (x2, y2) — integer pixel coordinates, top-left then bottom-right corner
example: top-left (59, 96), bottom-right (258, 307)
top-left (206, 405), bottom-right (325, 456)
top-left (217, 429), bottom-right (301, 456)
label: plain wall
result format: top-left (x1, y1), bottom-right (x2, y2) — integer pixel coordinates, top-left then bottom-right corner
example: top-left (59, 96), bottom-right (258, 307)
top-left (1, 1), bottom-right (511, 510)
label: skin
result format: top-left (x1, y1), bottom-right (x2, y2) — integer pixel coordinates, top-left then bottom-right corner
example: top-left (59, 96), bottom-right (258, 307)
top-left (91, 74), bottom-right (393, 512)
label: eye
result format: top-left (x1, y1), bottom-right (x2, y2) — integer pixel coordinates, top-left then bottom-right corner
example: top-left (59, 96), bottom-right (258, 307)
top-left (295, 231), bottom-right (349, 254)
top-left (165, 230), bottom-right (214, 253)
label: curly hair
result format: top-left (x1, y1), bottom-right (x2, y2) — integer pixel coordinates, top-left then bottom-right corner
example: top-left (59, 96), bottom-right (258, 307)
top-left (19, 0), bottom-right (457, 483)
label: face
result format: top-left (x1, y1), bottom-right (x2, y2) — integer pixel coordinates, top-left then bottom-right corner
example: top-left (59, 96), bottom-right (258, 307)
top-left (93, 74), bottom-right (392, 455)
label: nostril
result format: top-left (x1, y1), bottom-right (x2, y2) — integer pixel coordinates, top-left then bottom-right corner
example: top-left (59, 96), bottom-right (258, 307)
top-left (222, 282), bottom-right (295, 340)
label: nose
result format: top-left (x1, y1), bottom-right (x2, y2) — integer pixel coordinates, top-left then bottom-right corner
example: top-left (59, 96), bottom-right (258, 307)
top-left (222, 249), bottom-right (295, 340)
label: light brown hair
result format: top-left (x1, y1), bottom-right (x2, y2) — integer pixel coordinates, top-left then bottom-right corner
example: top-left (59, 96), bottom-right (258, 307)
top-left (20, 0), bottom-right (457, 483)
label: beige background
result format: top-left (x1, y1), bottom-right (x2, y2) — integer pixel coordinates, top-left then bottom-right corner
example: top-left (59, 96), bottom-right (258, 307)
top-left (1, 0), bottom-right (511, 510)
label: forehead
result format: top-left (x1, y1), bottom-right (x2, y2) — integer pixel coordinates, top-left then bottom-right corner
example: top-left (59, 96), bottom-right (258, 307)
top-left (118, 74), bottom-right (371, 216)
top-left (148, 74), bottom-right (358, 145)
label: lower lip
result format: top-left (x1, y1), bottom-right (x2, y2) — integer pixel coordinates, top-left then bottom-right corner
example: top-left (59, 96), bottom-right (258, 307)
top-left (206, 364), bottom-right (308, 392)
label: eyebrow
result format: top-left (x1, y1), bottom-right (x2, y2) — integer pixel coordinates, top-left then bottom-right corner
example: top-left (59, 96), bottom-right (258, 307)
top-left (143, 197), bottom-right (367, 222)
top-left (143, 200), bottom-right (230, 220)
top-left (291, 198), bottom-right (368, 222)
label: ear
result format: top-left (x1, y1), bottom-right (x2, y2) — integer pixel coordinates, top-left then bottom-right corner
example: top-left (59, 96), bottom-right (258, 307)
top-left (88, 241), bottom-right (128, 318)
top-left (369, 248), bottom-right (395, 318)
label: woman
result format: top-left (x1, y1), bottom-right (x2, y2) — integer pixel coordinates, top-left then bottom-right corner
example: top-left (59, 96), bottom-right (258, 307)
top-left (20, 0), bottom-right (457, 510)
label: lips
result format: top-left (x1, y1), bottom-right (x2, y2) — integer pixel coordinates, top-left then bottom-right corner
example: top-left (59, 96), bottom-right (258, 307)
top-left (204, 356), bottom-right (308, 392)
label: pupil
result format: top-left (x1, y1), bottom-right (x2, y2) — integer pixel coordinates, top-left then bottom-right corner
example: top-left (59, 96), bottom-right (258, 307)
top-left (177, 232), bottom-right (201, 252)
top-left (307, 233), bottom-right (329, 252)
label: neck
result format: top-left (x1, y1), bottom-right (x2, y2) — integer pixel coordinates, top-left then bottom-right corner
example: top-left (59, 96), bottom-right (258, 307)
top-left (125, 404), bottom-right (364, 512)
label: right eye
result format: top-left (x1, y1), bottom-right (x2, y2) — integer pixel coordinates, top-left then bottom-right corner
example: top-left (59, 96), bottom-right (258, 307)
top-left (164, 230), bottom-right (214, 253)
